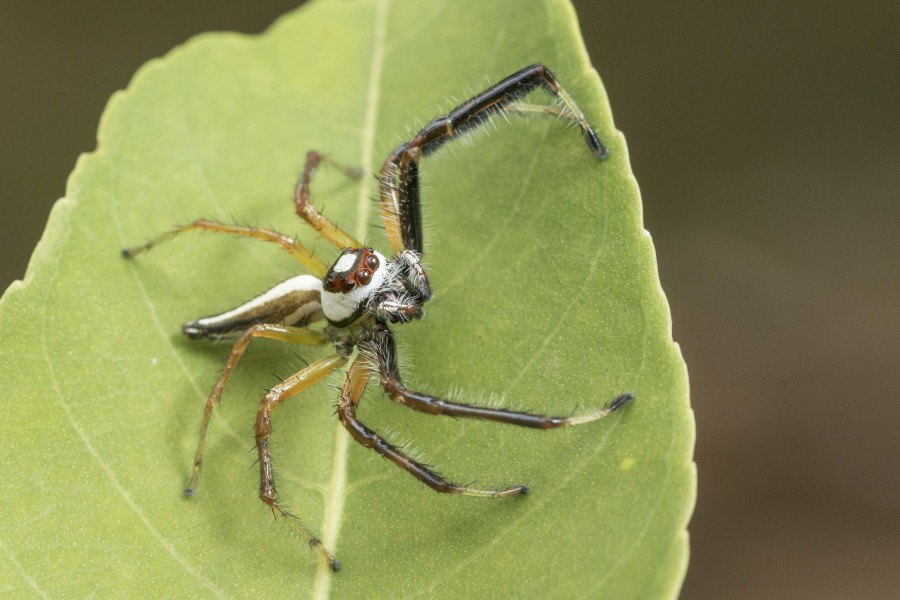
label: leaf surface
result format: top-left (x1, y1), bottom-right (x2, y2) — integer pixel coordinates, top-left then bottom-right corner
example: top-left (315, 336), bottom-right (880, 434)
top-left (0, 1), bottom-right (694, 598)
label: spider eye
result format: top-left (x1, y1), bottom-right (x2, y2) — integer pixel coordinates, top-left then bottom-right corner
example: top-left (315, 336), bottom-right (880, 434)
top-left (366, 255), bottom-right (379, 269)
top-left (357, 269), bottom-right (372, 285)
top-left (345, 279), bottom-right (356, 290)
top-left (325, 274), bottom-right (336, 291)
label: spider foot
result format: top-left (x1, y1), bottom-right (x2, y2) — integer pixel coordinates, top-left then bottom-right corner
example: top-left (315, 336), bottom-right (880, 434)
top-left (184, 464), bottom-right (202, 497)
top-left (459, 484), bottom-right (529, 498)
top-left (261, 494), bottom-right (339, 570)
top-left (567, 392), bottom-right (635, 426)
top-left (121, 243), bottom-right (150, 258)
top-left (307, 536), bottom-right (340, 571)
top-left (606, 392), bottom-right (635, 413)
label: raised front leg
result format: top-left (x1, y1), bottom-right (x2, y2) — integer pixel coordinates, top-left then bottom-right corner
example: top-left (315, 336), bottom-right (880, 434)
top-left (378, 64), bottom-right (608, 255)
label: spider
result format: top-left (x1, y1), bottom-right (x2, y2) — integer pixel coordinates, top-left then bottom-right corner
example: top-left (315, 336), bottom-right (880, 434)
top-left (123, 64), bottom-right (634, 571)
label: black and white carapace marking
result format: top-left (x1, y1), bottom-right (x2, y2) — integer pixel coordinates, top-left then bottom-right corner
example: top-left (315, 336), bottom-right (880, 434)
top-left (320, 247), bottom-right (389, 326)
top-left (122, 64), bottom-right (633, 572)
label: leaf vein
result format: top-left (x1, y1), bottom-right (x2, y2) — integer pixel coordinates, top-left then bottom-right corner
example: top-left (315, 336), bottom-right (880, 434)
top-left (38, 222), bottom-right (229, 599)
top-left (0, 536), bottom-right (49, 599)
top-left (313, 1), bottom-right (391, 597)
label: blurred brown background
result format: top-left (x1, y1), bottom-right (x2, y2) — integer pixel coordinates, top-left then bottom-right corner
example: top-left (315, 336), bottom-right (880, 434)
top-left (2, 1), bottom-right (898, 598)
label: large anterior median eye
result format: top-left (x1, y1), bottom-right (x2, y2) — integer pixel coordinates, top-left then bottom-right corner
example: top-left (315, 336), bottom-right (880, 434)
top-left (358, 269), bottom-right (372, 285)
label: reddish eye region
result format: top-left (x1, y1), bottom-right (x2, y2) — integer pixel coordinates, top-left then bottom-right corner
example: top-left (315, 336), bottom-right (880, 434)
top-left (324, 247), bottom-right (381, 294)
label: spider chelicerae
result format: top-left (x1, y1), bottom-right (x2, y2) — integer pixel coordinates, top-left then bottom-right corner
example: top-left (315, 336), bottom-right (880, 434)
top-left (123, 64), bottom-right (634, 571)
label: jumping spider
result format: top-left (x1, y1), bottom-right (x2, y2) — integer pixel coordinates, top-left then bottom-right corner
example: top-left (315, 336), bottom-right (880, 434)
top-left (123, 64), bottom-right (634, 571)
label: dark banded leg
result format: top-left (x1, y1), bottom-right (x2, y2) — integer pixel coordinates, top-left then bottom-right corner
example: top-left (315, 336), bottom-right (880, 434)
top-left (294, 150), bottom-right (364, 250)
top-left (185, 324), bottom-right (328, 496)
top-left (255, 353), bottom-right (348, 571)
top-left (378, 63), bottom-right (607, 254)
top-left (337, 354), bottom-right (526, 497)
top-left (366, 326), bottom-right (634, 429)
top-left (121, 219), bottom-right (328, 277)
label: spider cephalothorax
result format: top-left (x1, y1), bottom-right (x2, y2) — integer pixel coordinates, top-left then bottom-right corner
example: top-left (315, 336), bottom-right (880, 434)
top-left (321, 247), bottom-right (432, 327)
top-left (123, 64), bottom-right (632, 572)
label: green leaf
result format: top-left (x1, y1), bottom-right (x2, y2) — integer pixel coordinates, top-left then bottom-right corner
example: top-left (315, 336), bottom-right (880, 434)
top-left (0, 0), bottom-right (694, 598)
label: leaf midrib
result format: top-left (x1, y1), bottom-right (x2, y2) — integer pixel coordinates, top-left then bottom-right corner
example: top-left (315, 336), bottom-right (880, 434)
top-left (313, 0), bottom-right (391, 596)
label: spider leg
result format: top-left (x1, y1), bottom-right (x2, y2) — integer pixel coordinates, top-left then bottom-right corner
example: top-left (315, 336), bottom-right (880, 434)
top-left (366, 327), bottom-right (634, 429)
top-left (185, 323), bottom-right (328, 496)
top-left (254, 353), bottom-right (348, 571)
top-left (338, 352), bottom-right (526, 498)
top-left (505, 101), bottom-right (576, 120)
top-left (378, 63), bottom-right (607, 254)
top-left (294, 150), bottom-right (364, 250)
top-left (121, 219), bottom-right (328, 277)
